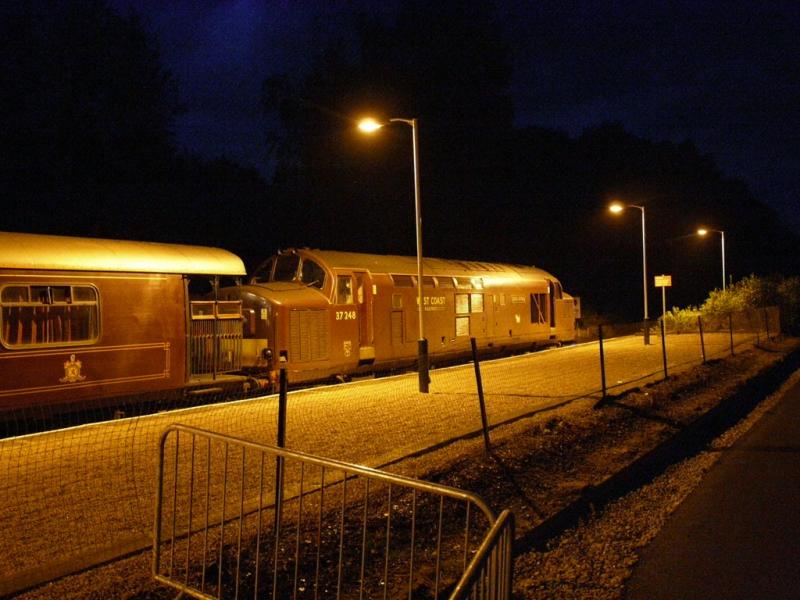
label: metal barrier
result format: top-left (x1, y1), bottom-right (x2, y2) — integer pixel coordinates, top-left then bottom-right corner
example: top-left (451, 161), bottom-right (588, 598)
top-left (450, 510), bottom-right (515, 600)
top-left (153, 424), bottom-right (513, 599)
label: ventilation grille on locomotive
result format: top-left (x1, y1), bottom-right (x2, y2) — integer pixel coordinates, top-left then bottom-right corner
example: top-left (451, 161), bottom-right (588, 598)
top-left (289, 309), bottom-right (329, 361)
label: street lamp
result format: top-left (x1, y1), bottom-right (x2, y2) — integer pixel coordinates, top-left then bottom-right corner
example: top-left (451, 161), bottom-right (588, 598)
top-left (609, 201), bottom-right (650, 344)
top-left (358, 116), bottom-right (429, 392)
top-left (697, 228), bottom-right (726, 290)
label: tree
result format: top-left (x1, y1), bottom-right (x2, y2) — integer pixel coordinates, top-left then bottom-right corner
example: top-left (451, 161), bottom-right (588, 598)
top-left (263, 0), bottom-right (515, 257)
top-left (0, 0), bottom-right (179, 237)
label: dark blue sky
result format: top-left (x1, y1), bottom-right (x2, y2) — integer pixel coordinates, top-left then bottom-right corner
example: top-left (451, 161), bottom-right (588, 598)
top-left (112, 1), bottom-right (800, 231)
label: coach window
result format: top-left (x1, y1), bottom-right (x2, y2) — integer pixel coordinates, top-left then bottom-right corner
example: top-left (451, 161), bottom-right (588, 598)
top-left (1, 284), bottom-right (99, 348)
top-left (455, 277), bottom-right (472, 289)
top-left (300, 259), bottom-right (326, 289)
top-left (337, 275), bottom-right (354, 304)
top-left (422, 276), bottom-right (436, 287)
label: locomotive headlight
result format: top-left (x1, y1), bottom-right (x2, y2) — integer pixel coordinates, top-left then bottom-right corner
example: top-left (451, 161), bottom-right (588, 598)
top-left (261, 348), bottom-right (273, 361)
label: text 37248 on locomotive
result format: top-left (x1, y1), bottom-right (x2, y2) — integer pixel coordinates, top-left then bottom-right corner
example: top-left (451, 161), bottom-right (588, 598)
top-left (220, 248), bottom-right (580, 387)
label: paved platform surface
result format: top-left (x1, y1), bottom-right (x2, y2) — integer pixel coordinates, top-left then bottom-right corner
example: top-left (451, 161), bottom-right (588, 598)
top-left (625, 372), bottom-right (800, 599)
top-left (0, 332), bottom-right (758, 594)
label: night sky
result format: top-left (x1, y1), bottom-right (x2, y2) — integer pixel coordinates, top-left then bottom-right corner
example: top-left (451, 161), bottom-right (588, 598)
top-left (110, 0), bottom-right (800, 232)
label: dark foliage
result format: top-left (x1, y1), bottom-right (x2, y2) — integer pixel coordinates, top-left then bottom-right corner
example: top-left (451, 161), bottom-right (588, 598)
top-left (0, 0), bottom-right (273, 267)
top-left (0, 0), bottom-right (177, 233)
top-left (263, 1), bottom-right (800, 319)
top-left (1, 0), bottom-right (797, 322)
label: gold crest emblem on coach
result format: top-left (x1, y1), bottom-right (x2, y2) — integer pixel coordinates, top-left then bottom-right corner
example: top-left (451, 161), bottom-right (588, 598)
top-left (60, 354), bottom-right (86, 383)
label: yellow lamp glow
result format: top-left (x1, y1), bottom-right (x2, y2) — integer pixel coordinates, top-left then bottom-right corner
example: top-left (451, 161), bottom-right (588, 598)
top-left (357, 118), bottom-right (383, 133)
top-left (697, 228), bottom-right (708, 236)
top-left (609, 202), bottom-right (625, 214)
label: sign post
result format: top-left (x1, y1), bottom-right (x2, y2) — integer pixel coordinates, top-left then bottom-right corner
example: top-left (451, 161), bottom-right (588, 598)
top-left (654, 275), bottom-right (672, 323)
top-left (654, 275), bottom-right (672, 378)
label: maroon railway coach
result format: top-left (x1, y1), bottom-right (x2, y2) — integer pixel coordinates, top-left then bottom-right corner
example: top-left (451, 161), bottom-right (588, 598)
top-left (0, 231), bottom-right (255, 418)
top-left (220, 248), bottom-right (579, 387)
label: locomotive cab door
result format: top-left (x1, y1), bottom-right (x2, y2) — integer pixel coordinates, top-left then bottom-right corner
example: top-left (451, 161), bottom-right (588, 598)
top-left (548, 279), bottom-right (561, 335)
top-left (354, 271), bottom-right (375, 364)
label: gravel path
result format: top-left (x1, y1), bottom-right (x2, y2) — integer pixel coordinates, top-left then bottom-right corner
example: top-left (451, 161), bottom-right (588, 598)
top-left (513, 351), bottom-right (800, 599)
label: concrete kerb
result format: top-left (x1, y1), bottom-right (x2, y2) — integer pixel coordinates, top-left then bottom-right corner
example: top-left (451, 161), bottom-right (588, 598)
top-left (513, 343), bottom-right (800, 554)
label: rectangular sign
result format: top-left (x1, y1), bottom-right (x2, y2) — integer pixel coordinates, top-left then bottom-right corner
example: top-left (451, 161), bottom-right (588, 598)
top-left (654, 275), bottom-right (672, 287)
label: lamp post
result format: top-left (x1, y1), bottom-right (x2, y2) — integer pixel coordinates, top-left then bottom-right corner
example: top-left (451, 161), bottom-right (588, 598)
top-left (697, 228), bottom-right (726, 290)
top-left (358, 117), bottom-right (429, 392)
top-left (609, 201), bottom-right (650, 344)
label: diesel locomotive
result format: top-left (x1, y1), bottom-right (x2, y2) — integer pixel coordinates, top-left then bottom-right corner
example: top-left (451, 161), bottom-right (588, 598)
top-left (219, 248), bottom-right (579, 388)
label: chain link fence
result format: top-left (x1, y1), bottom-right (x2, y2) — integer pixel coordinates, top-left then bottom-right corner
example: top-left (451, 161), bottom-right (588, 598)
top-left (0, 307), bottom-right (779, 596)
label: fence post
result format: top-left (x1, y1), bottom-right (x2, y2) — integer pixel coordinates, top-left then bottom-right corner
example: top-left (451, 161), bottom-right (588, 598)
top-left (470, 337), bottom-right (491, 452)
top-left (763, 307), bottom-right (770, 341)
top-left (729, 313), bottom-right (735, 356)
top-left (698, 315), bottom-right (706, 364)
top-left (596, 324), bottom-right (607, 406)
top-left (660, 318), bottom-right (668, 379)
top-left (275, 360), bottom-right (288, 531)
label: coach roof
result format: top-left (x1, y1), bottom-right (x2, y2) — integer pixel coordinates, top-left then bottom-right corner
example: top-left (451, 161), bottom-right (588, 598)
top-left (0, 231), bottom-right (246, 276)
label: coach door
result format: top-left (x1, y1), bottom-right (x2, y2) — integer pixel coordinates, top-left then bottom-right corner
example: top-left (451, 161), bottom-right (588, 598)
top-left (354, 271), bottom-right (375, 364)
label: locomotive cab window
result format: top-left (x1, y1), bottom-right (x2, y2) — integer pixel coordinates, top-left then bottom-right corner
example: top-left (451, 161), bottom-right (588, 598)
top-left (250, 258), bottom-right (274, 284)
top-left (337, 275), bottom-right (354, 304)
top-left (531, 293), bottom-right (548, 324)
top-left (273, 254), bottom-right (301, 282)
top-left (1, 284), bottom-right (99, 348)
top-left (300, 259), bottom-right (326, 289)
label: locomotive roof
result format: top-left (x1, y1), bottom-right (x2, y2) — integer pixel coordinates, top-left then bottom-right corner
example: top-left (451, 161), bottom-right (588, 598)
top-left (297, 249), bottom-right (558, 282)
top-left (0, 231), bottom-right (246, 276)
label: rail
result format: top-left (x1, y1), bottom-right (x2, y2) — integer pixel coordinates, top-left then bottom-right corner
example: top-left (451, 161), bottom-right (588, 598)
top-left (153, 424), bottom-right (514, 599)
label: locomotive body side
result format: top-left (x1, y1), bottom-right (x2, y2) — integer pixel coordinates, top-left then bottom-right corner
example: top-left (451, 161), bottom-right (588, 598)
top-left (0, 231), bottom-right (249, 418)
top-left (227, 248), bottom-right (577, 386)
